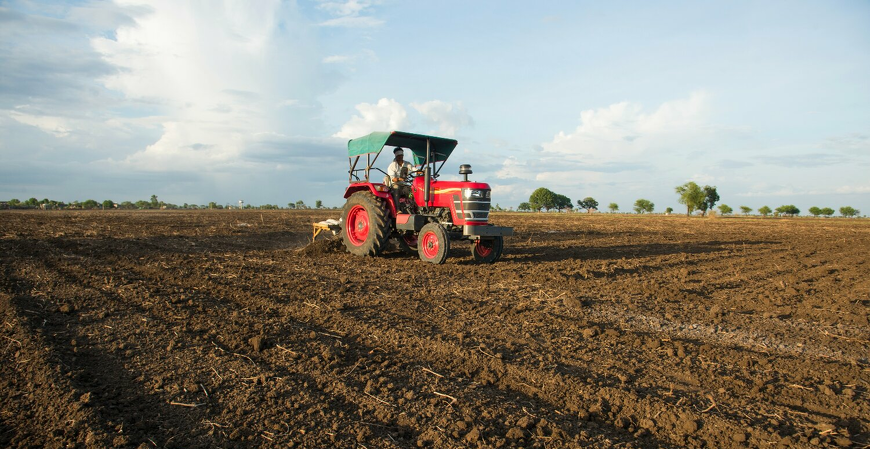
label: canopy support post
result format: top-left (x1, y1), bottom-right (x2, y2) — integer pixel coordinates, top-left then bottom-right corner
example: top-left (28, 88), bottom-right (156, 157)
top-left (424, 138), bottom-right (431, 208)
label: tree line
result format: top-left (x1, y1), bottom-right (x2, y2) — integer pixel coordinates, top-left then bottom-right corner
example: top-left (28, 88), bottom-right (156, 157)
top-left (513, 183), bottom-right (862, 218)
top-left (516, 188), bottom-right (655, 214)
top-left (1, 196), bottom-right (331, 211)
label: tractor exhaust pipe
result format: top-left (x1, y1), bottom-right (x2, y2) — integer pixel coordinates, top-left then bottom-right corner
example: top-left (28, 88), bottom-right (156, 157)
top-left (459, 164), bottom-right (472, 182)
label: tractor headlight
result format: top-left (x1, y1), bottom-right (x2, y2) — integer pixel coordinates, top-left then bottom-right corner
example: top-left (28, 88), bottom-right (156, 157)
top-left (464, 189), bottom-right (482, 199)
top-left (463, 189), bottom-right (490, 200)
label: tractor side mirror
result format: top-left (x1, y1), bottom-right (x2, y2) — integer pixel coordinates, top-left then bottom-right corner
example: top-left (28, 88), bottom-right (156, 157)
top-left (459, 164), bottom-right (472, 182)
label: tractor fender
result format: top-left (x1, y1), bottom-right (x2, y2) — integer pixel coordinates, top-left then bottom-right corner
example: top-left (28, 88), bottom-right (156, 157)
top-left (344, 183), bottom-right (396, 215)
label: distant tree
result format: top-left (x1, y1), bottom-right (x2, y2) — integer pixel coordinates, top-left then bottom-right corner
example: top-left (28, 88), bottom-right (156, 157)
top-left (675, 182), bottom-right (705, 216)
top-left (775, 205), bottom-right (800, 217)
top-left (119, 201), bottom-right (134, 210)
top-left (758, 205), bottom-right (772, 217)
top-left (577, 197), bottom-right (599, 213)
top-left (82, 199), bottom-right (99, 209)
top-left (808, 206), bottom-right (822, 217)
top-left (740, 206), bottom-right (752, 215)
top-left (315, 200), bottom-right (323, 209)
top-left (529, 187), bottom-right (556, 212)
top-left (517, 202), bottom-right (531, 212)
top-left (634, 199), bottom-right (654, 214)
top-left (820, 207), bottom-right (835, 217)
top-left (717, 204), bottom-right (733, 215)
top-left (839, 206), bottom-right (860, 218)
top-left (24, 197), bottom-right (39, 208)
top-left (700, 186), bottom-right (719, 216)
top-left (287, 202), bottom-right (296, 209)
top-left (665, 207), bottom-right (673, 215)
top-left (150, 195), bottom-right (159, 208)
top-left (554, 194), bottom-right (572, 212)
top-left (8, 198), bottom-right (21, 208)
top-left (102, 200), bottom-right (114, 209)
top-left (608, 202), bottom-right (619, 213)
top-left (295, 200), bottom-right (306, 209)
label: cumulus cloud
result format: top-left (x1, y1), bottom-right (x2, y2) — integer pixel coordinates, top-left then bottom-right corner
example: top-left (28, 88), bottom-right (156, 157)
top-left (90, 0), bottom-right (339, 172)
top-left (333, 98), bottom-right (409, 139)
top-left (541, 91), bottom-right (709, 167)
top-left (493, 92), bottom-right (711, 190)
top-left (335, 98), bottom-right (475, 139)
top-left (410, 100), bottom-right (473, 137)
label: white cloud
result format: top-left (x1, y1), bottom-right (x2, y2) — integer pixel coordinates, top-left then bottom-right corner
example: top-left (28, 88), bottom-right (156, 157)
top-left (89, 0), bottom-right (335, 172)
top-left (490, 92), bottom-right (712, 196)
top-left (7, 110), bottom-right (71, 137)
top-left (317, 0), bottom-right (374, 17)
top-left (542, 91), bottom-right (709, 166)
top-left (319, 16), bottom-right (384, 28)
top-left (495, 156), bottom-right (534, 180)
top-left (316, 0), bottom-right (382, 27)
top-left (410, 100), bottom-right (473, 137)
top-left (322, 55), bottom-right (351, 64)
top-left (835, 185), bottom-right (870, 194)
top-left (333, 98), bottom-right (408, 139)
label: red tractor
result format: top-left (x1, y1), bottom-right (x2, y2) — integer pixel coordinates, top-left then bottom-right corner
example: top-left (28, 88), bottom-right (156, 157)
top-left (341, 131), bottom-right (513, 264)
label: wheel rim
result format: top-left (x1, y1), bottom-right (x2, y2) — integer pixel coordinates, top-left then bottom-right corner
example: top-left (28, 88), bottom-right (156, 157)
top-left (474, 240), bottom-right (493, 257)
top-left (346, 205), bottom-right (369, 246)
top-left (421, 231), bottom-right (440, 259)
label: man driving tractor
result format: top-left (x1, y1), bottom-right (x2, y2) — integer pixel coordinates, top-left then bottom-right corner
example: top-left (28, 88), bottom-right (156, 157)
top-left (387, 147), bottom-right (414, 211)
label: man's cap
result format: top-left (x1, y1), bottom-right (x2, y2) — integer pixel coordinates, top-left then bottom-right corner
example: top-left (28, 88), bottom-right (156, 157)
top-left (393, 147), bottom-right (404, 155)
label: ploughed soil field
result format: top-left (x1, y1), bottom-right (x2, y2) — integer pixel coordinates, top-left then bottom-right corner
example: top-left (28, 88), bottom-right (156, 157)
top-left (1, 210), bottom-right (868, 449)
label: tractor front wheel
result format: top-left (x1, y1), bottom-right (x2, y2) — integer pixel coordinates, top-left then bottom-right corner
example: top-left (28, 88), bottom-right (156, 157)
top-left (472, 236), bottom-right (504, 263)
top-left (341, 191), bottom-right (389, 256)
top-left (418, 223), bottom-right (449, 264)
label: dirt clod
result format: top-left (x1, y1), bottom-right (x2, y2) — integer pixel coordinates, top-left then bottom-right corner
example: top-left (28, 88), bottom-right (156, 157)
top-left (249, 335), bottom-right (265, 352)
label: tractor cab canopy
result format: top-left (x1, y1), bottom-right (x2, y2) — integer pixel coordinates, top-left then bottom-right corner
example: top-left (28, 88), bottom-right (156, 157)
top-left (346, 131), bottom-right (458, 183)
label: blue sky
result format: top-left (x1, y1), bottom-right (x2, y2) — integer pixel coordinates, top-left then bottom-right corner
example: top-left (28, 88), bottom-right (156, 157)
top-left (1, 0), bottom-right (868, 213)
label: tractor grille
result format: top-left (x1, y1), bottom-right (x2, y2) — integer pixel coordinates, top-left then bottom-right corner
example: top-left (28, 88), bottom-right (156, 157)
top-left (455, 189), bottom-right (491, 223)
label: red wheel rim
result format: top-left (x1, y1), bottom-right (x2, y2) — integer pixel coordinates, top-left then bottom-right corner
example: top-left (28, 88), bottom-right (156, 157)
top-left (421, 231), bottom-right (440, 259)
top-left (475, 240), bottom-right (493, 257)
top-left (347, 205), bottom-right (368, 246)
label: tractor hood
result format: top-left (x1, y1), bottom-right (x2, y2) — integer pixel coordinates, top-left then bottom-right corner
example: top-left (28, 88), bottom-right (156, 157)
top-left (347, 131), bottom-right (458, 165)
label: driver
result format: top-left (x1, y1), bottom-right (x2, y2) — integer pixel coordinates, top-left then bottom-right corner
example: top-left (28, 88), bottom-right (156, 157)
top-left (387, 147), bottom-right (414, 208)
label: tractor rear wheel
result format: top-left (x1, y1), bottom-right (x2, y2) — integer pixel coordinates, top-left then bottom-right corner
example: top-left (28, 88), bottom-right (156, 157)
top-left (418, 223), bottom-right (449, 264)
top-left (472, 236), bottom-right (504, 263)
top-left (341, 191), bottom-right (390, 256)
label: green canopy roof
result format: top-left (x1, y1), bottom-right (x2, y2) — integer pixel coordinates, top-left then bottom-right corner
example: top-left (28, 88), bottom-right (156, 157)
top-left (346, 131), bottom-right (458, 165)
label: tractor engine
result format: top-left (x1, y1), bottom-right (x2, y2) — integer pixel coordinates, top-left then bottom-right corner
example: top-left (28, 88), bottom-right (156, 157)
top-left (411, 166), bottom-right (492, 229)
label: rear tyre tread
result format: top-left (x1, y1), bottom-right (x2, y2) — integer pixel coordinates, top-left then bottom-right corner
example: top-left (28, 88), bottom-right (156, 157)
top-left (341, 191), bottom-right (390, 256)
